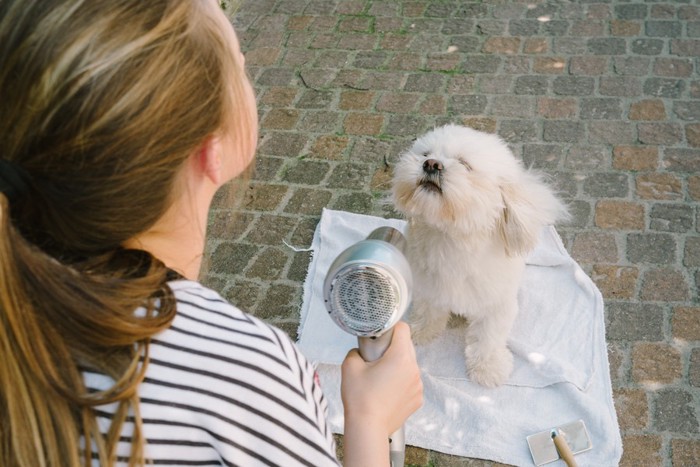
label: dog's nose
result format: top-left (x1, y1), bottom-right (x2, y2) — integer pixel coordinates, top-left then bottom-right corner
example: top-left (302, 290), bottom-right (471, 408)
top-left (423, 159), bottom-right (443, 174)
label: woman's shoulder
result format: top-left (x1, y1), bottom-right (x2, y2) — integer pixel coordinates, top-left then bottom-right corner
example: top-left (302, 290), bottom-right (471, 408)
top-left (169, 280), bottom-right (264, 326)
top-left (164, 279), bottom-right (297, 360)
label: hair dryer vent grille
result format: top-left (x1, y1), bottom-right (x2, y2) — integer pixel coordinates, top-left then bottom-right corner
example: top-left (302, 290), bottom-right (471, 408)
top-left (329, 266), bottom-right (399, 334)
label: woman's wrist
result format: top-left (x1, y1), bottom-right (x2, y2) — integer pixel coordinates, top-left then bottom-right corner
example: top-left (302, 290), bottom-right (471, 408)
top-left (343, 415), bottom-right (391, 467)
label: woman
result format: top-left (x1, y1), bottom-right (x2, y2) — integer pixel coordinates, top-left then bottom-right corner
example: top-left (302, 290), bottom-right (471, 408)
top-left (0, 0), bottom-right (423, 465)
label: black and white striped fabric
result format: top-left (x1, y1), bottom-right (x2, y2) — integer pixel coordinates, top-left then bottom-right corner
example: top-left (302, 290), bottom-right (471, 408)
top-left (84, 280), bottom-right (340, 466)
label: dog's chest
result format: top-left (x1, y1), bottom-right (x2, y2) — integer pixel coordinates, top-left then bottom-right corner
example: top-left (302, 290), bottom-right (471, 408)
top-left (406, 229), bottom-right (491, 276)
top-left (410, 244), bottom-right (473, 277)
top-left (406, 227), bottom-right (522, 308)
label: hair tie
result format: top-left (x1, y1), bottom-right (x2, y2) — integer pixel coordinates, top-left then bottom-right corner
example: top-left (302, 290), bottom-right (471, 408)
top-left (0, 158), bottom-right (31, 200)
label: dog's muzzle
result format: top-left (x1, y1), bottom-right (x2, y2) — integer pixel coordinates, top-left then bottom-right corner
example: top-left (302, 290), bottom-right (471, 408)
top-left (419, 158), bottom-right (443, 193)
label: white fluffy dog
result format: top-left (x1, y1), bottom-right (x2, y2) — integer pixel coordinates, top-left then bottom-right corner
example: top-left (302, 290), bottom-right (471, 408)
top-left (392, 124), bottom-right (568, 387)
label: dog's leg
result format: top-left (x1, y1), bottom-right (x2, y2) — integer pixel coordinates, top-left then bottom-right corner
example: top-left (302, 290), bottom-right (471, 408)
top-left (463, 300), bottom-right (517, 387)
top-left (405, 298), bottom-right (449, 345)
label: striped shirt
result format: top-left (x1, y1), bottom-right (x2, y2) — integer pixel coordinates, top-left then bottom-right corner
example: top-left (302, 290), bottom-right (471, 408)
top-left (83, 280), bottom-right (339, 466)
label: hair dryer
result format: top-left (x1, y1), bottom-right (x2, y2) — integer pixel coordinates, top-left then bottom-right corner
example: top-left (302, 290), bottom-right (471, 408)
top-left (323, 226), bottom-right (412, 467)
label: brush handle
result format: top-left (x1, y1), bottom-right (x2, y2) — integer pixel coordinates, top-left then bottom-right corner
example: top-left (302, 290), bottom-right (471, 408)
top-left (552, 432), bottom-right (578, 467)
top-left (358, 331), bottom-right (405, 467)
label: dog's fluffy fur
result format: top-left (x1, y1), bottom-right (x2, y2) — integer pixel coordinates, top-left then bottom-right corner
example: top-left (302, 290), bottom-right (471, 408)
top-left (392, 124), bottom-right (568, 387)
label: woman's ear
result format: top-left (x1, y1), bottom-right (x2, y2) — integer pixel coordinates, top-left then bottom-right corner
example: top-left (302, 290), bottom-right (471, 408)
top-left (195, 135), bottom-right (224, 186)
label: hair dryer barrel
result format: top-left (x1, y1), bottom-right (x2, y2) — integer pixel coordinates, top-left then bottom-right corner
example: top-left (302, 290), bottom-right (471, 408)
top-left (323, 227), bottom-right (412, 338)
top-left (366, 225), bottom-right (407, 251)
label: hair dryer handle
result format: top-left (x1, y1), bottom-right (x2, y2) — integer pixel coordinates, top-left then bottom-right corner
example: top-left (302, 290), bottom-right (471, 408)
top-left (358, 329), bottom-right (394, 362)
top-left (358, 330), bottom-right (405, 467)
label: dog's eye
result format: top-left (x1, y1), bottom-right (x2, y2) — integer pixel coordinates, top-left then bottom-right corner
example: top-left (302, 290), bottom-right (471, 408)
top-left (459, 159), bottom-right (472, 171)
top-left (422, 152), bottom-right (430, 157)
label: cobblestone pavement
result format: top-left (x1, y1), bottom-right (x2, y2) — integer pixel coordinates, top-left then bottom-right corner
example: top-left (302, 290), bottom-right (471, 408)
top-left (207, 1), bottom-right (700, 465)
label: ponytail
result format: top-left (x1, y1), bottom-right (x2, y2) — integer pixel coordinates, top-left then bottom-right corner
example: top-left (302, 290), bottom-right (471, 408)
top-left (0, 193), bottom-right (177, 465)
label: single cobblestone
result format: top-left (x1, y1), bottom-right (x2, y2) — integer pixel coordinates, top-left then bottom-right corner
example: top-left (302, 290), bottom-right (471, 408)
top-left (640, 267), bottom-right (690, 302)
top-left (629, 99), bottom-right (666, 121)
top-left (627, 233), bottom-right (677, 265)
top-left (613, 145), bottom-right (658, 171)
top-left (671, 439), bottom-right (700, 467)
top-left (653, 389), bottom-right (699, 433)
top-left (672, 306), bottom-right (700, 341)
top-left (632, 342), bottom-right (683, 385)
top-left (595, 201), bottom-right (645, 230)
top-left (619, 435), bottom-right (662, 467)
top-left (650, 204), bottom-right (694, 233)
top-left (614, 388), bottom-right (648, 431)
top-left (607, 303), bottom-right (665, 342)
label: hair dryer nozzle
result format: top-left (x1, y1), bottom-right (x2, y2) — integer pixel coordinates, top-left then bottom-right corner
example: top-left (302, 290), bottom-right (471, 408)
top-left (323, 227), bottom-right (412, 338)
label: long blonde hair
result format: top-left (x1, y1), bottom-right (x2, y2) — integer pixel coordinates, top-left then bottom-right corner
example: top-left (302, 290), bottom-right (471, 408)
top-left (0, 0), bottom-right (252, 465)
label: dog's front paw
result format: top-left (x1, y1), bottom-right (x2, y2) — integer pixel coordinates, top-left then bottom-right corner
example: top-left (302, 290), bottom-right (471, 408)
top-left (465, 345), bottom-right (513, 388)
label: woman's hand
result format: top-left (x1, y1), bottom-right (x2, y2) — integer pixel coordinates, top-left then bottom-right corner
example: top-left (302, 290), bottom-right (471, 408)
top-left (340, 321), bottom-right (423, 466)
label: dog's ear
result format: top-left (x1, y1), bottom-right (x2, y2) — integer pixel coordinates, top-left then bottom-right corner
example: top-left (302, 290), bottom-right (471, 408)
top-left (497, 172), bottom-right (568, 257)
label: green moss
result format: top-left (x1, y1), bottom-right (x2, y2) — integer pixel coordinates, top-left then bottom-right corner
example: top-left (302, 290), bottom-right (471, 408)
top-left (418, 67), bottom-right (464, 75)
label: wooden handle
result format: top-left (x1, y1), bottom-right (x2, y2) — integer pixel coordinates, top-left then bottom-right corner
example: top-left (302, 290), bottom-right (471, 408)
top-left (552, 432), bottom-right (578, 467)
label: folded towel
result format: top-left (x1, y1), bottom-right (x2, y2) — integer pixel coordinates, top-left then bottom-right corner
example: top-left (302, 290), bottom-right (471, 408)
top-left (298, 209), bottom-right (622, 466)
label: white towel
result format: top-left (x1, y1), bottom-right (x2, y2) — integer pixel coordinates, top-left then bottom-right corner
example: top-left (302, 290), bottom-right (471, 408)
top-left (297, 209), bottom-right (622, 466)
